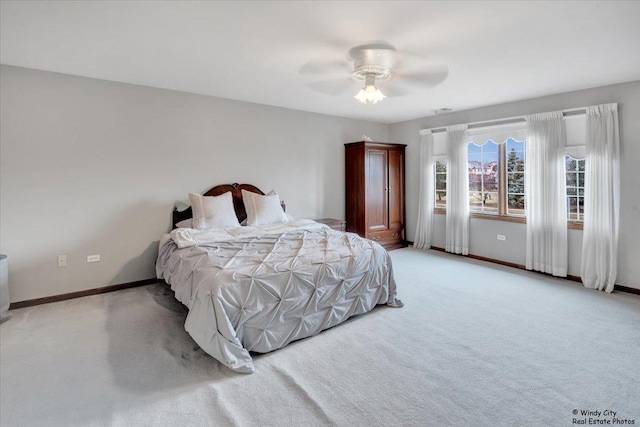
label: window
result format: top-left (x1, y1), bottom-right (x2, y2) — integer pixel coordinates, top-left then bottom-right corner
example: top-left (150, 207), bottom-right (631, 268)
top-left (565, 156), bottom-right (585, 222)
top-left (428, 113), bottom-right (589, 226)
top-left (506, 138), bottom-right (526, 216)
top-left (433, 138), bottom-right (526, 218)
top-left (434, 160), bottom-right (447, 209)
top-left (468, 141), bottom-right (500, 214)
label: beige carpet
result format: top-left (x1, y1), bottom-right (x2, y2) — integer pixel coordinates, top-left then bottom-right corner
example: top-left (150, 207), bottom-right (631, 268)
top-left (1, 248), bottom-right (639, 427)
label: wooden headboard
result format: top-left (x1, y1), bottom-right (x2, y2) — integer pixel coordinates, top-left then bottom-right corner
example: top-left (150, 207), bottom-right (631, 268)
top-left (172, 183), bottom-right (265, 229)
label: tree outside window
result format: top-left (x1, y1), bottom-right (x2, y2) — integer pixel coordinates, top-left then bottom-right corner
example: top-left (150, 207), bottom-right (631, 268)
top-left (506, 138), bottom-right (526, 216)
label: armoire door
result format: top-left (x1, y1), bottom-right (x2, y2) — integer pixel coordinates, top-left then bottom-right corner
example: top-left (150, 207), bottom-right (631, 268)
top-left (388, 148), bottom-right (404, 231)
top-left (366, 148), bottom-right (388, 233)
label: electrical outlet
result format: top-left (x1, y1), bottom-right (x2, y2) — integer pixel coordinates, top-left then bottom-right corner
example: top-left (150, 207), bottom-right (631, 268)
top-left (57, 255), bottom-right (67, 267)
top-left (497, 234), bottom-right (506, 241)
top-left (87, 254), bottom-right (100, 263)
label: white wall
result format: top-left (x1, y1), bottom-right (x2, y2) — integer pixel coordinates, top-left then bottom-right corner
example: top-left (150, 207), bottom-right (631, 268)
top-left (0, 65), bottom-right (388, 302)
top-left (389, 81), bottom-right (640, 289)
top-left (2, 65), bottom-right (637, 302)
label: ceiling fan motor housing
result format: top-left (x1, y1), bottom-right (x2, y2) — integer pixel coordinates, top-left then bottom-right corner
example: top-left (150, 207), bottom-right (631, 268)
top-left (351, 48), bottom-right (395, 82)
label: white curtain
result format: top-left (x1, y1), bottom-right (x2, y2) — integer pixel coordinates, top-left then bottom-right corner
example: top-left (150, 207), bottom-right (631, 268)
top-left (581, 103), bottom-right (620, 292)
top-left (525, 112), bottom-right (568, 276)
top-left (414, 130), bottom-right (434, 250)
top-left (445, 124), bottom-right (469, 255)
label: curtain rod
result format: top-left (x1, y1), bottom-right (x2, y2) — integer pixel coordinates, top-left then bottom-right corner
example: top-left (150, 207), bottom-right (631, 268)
top-left (421, 107), bottom-right (587, 135)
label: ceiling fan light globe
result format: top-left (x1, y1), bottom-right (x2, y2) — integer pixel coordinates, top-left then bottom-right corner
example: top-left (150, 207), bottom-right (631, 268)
top-left (354, 85), bottom-right (386, 104)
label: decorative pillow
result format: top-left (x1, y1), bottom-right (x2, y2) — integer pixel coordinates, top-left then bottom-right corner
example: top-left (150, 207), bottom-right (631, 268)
top-left (175, 218), bottom-right (193, 229)
top-left (240, 213), bottom-right (293, 226)
top-left (242, 189), bottom-right (288, 226)
top-left (188, 192), bottom-right (240, 230)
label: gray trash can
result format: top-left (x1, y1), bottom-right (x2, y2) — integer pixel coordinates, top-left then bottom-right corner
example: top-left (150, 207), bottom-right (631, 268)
top-left (0, 254), bottom-right (11, 323)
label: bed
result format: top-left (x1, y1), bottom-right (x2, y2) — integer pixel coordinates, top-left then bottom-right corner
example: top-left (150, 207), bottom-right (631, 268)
top-left (156, 183), bottom-right (402, 373)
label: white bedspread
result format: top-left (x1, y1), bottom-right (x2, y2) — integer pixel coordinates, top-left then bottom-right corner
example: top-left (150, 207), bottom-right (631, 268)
top-left (156, 220), bottom-right (402, 373)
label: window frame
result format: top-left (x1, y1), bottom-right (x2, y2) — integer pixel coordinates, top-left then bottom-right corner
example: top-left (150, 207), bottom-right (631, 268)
top-left (565, 155), bottom-right (585, 230)
top-left (434, 159), bottom-right (447, 211)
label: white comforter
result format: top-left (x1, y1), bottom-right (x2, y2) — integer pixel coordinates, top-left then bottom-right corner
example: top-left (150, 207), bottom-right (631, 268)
top-left (156, 219), bottom-right (402, 373)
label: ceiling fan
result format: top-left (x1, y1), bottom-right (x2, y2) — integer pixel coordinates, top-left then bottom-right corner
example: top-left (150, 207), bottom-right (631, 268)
top-left (300, 42), bottom-right (448, 104)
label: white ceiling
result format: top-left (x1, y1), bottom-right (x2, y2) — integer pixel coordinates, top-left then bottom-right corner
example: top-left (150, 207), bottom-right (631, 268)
top-left (2, 1), bottom-right (640, 124)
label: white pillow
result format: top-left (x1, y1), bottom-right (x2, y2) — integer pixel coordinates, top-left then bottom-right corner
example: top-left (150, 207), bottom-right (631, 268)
top-left (188, 192), bottom-right (240, 230)
top-left (175, 219), bottom-right (193, 229)
top-left (240, 213), bottom-right (293, 226)
top-left (242, 189), bottom-right (288, 226)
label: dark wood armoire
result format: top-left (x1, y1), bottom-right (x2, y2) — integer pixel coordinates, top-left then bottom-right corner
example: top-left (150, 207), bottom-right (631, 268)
top-left (345, 141), bottom-right (407, 250)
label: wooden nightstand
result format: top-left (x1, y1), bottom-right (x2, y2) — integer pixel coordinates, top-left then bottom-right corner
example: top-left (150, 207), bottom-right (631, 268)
top-left (314, 218), bottom-right (346, 232)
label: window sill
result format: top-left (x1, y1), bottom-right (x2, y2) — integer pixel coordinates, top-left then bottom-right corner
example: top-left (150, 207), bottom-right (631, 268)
top-left (434, 209), bottom-right (584, 230)
top-left (470, 213), bottom-right (526, 224)
top-left (435, 209), bottom-right (525, 223)
top-left (567, 221), bottom-right (584, 230)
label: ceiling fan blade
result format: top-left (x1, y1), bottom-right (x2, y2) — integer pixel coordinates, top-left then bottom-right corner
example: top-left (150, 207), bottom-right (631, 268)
top-left (395, 53), bottom-right (448, 72)
top-left (393, 66), bottom-right (449, 89)
top-left (299, 59), bottom-right (350, 76)
top-left (304, 78), bottom-right (354, 95)
top-left (380, 85), bottom-right (411, 98)
top-left (323, 37), bottom-right (355, 56)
